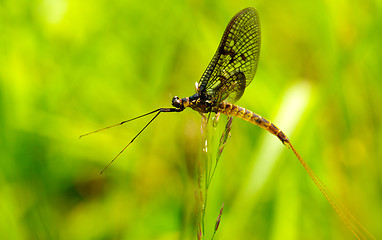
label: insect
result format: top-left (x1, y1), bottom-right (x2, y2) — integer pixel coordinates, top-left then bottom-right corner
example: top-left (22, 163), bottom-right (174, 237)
top-left (81, 7), bottom-right (374, 239)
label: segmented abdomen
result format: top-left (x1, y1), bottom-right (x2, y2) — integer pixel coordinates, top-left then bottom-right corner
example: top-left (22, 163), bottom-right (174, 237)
top-left (218, 102), bottom-right (289, 144)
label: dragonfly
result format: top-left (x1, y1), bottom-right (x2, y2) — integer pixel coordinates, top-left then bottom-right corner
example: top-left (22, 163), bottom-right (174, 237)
top-left (81, 7), bottom-right (374, 240)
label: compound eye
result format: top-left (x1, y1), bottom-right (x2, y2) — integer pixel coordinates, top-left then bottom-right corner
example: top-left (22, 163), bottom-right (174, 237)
top-left (171, 96), bottom-right (182, 108)
top-left (172, 96), bottom-right (179, 103)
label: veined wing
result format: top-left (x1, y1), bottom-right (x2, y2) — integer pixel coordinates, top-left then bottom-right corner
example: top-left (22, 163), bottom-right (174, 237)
top-left (197, 7), bottom-right (261, 103)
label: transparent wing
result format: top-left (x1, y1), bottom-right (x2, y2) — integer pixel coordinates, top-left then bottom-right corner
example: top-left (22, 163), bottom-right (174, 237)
top-left (197, 7), bottom-right (261, 103)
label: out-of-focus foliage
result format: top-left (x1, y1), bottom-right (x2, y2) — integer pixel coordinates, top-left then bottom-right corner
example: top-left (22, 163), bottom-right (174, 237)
top-left (0, 0), bottom-right (381, 239)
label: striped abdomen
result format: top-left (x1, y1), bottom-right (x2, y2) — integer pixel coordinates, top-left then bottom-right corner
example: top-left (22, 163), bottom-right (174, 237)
top-left (218, 102), bottom-right (289, 144)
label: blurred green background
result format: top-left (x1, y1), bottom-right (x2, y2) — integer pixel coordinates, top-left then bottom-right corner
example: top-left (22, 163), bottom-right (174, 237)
top-left (1, 0), bottom-right (381, 239)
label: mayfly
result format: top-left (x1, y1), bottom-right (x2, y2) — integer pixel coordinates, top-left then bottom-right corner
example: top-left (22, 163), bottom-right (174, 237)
top-left (81, 7), bottom-right (374, 239)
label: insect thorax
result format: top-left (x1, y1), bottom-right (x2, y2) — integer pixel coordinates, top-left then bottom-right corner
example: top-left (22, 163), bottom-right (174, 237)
top-left (188, 93), bottom-right (217, 113)
top-left (172, 93), bottom-right (217, 113)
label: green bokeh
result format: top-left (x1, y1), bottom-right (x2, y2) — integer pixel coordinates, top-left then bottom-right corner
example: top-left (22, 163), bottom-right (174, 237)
top-left (1, 0), bottom-right (381, 239)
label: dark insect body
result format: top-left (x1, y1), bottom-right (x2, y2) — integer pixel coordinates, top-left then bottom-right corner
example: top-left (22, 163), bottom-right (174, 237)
top-left (171, 8), bottom-right (288, 144)
top-left (81, 8), bottom-right (374, 240)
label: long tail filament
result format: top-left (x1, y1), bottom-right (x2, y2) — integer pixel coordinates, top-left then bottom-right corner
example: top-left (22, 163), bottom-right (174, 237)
top-left (285, 140), bottom-right (375, 240)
